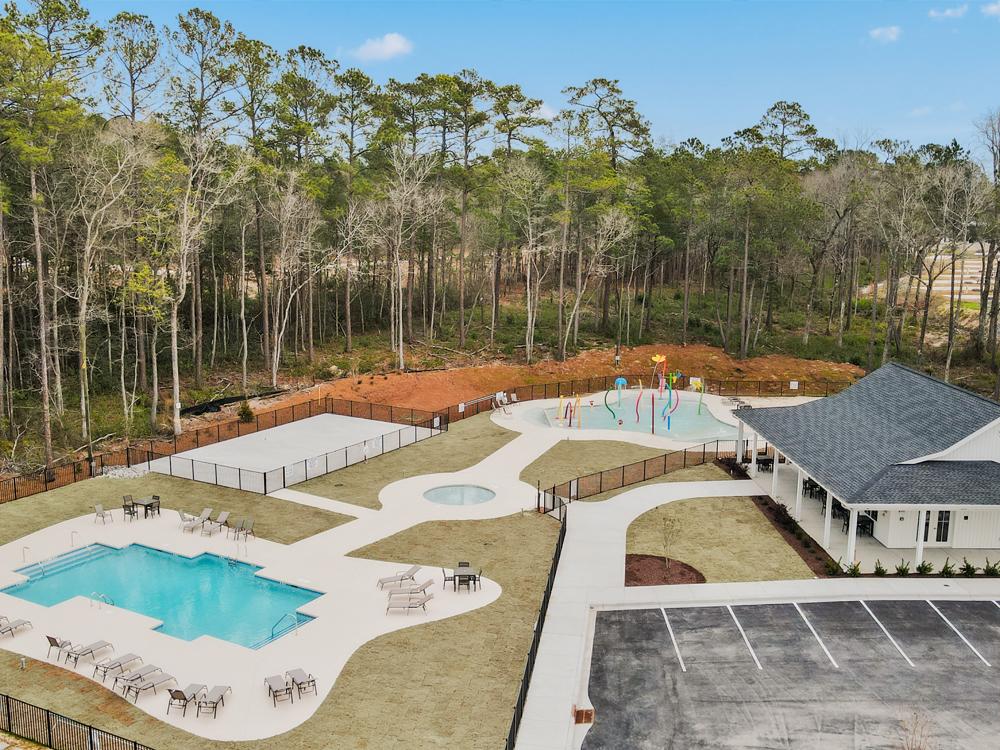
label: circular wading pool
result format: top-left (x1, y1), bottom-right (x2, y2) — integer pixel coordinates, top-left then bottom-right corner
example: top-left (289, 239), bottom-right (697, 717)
top-left (423, 484), bottom-right (496, 506)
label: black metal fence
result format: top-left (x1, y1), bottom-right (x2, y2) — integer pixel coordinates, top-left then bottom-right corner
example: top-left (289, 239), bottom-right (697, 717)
top-left (506, 512), bottom-right (567, 750)
top-left (0, 691), bottom-right (152, 750)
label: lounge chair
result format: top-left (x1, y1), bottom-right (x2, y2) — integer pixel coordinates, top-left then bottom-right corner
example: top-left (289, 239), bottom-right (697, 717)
top-left (45, 635), bottom-right (72, 660)
top-left (202, 511), bottom-right (230, 536)
top-left (177, 509), bottom-right (194, 528)
top-left (166, 683), bottom-right (206, 716)
top-left (265, 675), bottom-right (294, 707)
top-left (385, 592), bottom-right (433, 615)
top-left (182, 508), bottom-right (213, 533)
top-left (388, 579), bottom-right (433, 599)
top-left (377, 565), bottom-right (421, 590)
top-left (113, 664), bottom-right (161, 693)
top-left (0, 619), bottom-right (32, 637)
top-left (196, 685), bottom-right (231, 718)
top-left (94, 504), bottom-right (113, 524)
top-left (126, 672), bottom-right (176, 703)
top-left (63, 640), bottom-right (114, 667)
top-left (93, 653), bottom-right (141, 682)
top-left (226, 518), bottom-right (244, 539)
top-left (287, 668), bottom-right (317, 699)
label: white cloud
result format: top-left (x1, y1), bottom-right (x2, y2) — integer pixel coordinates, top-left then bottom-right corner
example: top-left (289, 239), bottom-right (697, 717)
top-left (869, 25), bottom-right (902, 42)
top-left (984, 2), bottom-right (1000, 16)
top-left (353, 32), bottom-right (413, 61)
top-left (908, 105), bottom-right (932, 118)
top-left (537, 102), bottom-right (558, 120)
top-left (928, 4), bottom-right (968, 18)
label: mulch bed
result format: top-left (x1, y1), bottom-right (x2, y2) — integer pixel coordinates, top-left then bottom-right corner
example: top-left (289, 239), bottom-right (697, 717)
top-left (625, 553), bottom-right (706, 586)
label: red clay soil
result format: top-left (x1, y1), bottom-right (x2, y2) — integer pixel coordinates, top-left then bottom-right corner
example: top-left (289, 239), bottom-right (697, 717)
top-left (185, 343), bottom-right (863, 428)
top-left (625, 554), bottom-right (707, 586)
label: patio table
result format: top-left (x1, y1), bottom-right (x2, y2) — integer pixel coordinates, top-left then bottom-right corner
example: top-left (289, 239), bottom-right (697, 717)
top-left (133, 497), bottom-right (161, 518)
top-left (453, 566), bottom-right (476, 592)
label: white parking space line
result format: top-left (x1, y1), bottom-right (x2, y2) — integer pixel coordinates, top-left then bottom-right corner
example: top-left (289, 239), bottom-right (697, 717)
top-left (860, 600), bottom-right (915, 667)
top-left (793, 603), bottom-right (839, 669)
top-left (660, 608), bottom-right (686, 673)
top-left (927, 601), bottom-right (992, 667)
top-left (727, 605), bottom-right (762, 671)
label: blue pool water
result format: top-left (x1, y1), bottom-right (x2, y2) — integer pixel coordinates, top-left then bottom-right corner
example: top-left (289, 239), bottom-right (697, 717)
top-left (1, 544), bottom-right (321, 649)
top-left (423, 484), bottom-right (496, 505)
top-left (544, 392), bottom-right (737, 441)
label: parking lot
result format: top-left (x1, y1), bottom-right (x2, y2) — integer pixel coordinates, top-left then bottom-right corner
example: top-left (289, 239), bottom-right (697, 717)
top-left (584, 599), bottom-right (1000, 749)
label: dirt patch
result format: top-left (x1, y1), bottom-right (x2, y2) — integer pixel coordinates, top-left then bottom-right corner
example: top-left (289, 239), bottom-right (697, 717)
top-left (625, 553), bottom-right (706, 586)
top-left (185, 343), bottom-right (863, 429)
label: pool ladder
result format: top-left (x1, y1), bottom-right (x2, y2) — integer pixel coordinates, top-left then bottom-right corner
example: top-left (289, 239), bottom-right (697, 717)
top-left (89, 591), bottom-right (114, 609)
top-left (270, 612), bottom-right (301, 640)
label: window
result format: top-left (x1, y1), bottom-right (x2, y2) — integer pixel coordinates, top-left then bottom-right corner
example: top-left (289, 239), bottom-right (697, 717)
top-left (936, 511), bottom-right (951, 543)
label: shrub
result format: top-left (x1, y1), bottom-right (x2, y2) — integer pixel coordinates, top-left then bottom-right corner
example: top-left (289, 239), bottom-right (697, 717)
top-left (915, 560), bottom-right (934, 576)
top-left (984, 559), bottom-right (1000, 577)
top-left (773, 503), bottom-right (793, 528)
top-left (803, 540), bottom-right (812, 550)
top-left (237, 401), bottom-right (254, 423)
top-left (847, 561), bottom-right (862, 577)
top-left (824, 558), bottom-right (843, 576)
top-left (895, 560), bottom-right (911, 576)
top-left (873, 559), bottom-right (887, 576)
top-left (940, 558), bottom-right (955, 578)
top-left (960, 558), bottom-right (978, 577)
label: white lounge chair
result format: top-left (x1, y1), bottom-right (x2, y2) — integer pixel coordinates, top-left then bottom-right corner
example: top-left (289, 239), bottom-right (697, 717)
top-left (0, 619), bottom-right (32, 638)
top-left (196, 685), bottom-right (231, 718)
top-left (63, 640), bottom-right (114, 667)
top-left (182, 508), bottom-right (212, 533)
top-left (113, 664), bottom-right (160, 693)
top-left (265, 675), bottom-right (293, 707)
top-left (125, 672), bottom-right (175, 702)
top-left (166, 683), bottom-right (206, 716)
top-left (385, 592), bottom-right (434, 615)
top-left (93, 653), bottom-right (141, 682)
top-left (202, 511), bottom-right (230, 536)
top-left (286, 668), bottom-right (317, 699)
top-left (387, 579), bottom-right (433, 599)
top-left (176, 509), bottom-right (194, 528)
top-left (377, 565), bottom-right (420, 590)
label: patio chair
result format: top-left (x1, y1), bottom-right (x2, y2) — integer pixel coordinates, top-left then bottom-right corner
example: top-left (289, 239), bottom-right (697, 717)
top-left (182, 508), bottom-right (213, 533)
top-left (93, 653), bottom-right (141, 682)
top-left (113, 664), bottom-right (161, 693)
top-left (441, 568), bottom-right (455, 590)
top-left (236, 517), bottom-right (255, 540)
top-left (64, 640), bottom-right (114, 667)
top-left (385, 592), bottom-right (433, 615)
top-left (177, 509), bottom-right (194, 528)
top-left (94, 504), bottom-right (113, 524)
top-left (226, 518), bottom-right (244, 539)
top-left (389, 579), bottom-right (433, 599)
top-left (472, 569), bottom-right (483, 592)
top-left (202, 511), bottom-right (230, 536)
top-left (287, 668), bottom-right (317, 699)
top-left (196, 685), bottom-right (231, 718)
top-left (265, 675), bottom-right (294, 707)
top-left (458, 561), bottom-right (470, 567)
top-left (0, 619), bottom-right (32, 638)
top-left (126, 672), bottom-right (176, 703)
top-left (122, 497), bottom-right (138, 521)
top-left (377, 565), bottom-right (421, 590)
top-left (149, 496), bottom-right (161, 517)
top-left (166, 683), bottom-right (206, 717)
top-left (45, 635), bottom-right (71, 660)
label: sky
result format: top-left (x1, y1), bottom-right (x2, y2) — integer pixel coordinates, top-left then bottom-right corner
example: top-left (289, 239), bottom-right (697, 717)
top-left (82, 0), bottom-right (1000, 156)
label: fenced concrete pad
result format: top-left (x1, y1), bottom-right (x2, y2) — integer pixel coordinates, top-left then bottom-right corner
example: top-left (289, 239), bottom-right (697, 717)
top-left (584, 600), bottom-right (1000, 749)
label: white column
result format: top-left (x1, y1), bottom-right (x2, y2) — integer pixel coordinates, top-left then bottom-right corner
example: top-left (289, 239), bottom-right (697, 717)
top-left (846, 508), bottom-right (858, 563)
top-left (823, 495), bottom-right (833, 549)
top-left (915, 509), bottom-right (926, 567)
top-left (771, 449), bottom-right (781, 499)
top-left (737, 422), bottom-right (745, 461)
top-left (794, 469), bottom-right (804, 521)
top-left (750, 433), bottom-right (759, 476)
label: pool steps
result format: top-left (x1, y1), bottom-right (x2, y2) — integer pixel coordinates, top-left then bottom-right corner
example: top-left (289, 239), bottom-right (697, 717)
top-left (16, 543), bottom-right (115, 579)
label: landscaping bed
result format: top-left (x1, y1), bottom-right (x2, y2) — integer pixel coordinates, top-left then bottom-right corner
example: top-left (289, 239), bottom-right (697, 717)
top-left (625, 553), bottom-right (706, 586)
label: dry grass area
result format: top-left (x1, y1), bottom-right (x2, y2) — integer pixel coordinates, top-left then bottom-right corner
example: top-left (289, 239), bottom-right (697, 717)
top-left (520, 439), bottom-right (665, 491)
top-left (296, 412), bottom-right (518, 509)
top-left (0, 473), bottom-right (351, 548)
top-left (627, 495), bottom-right (814, 582)
top-left (0, 512), bottom-right (559, 750)
top-left (581, 462), bottom-right (736, 503)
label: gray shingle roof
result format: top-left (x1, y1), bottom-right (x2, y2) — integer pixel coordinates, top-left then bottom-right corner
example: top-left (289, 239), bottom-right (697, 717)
top-left (736, 362), bottom-right (1000, 503)
top-left (857, 461), bottom-right (1000, 506)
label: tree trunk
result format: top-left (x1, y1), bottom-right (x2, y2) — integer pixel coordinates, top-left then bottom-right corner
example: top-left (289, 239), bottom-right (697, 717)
top-left (170, 303), bottom-right (183, 436)
top-left (738, 207), bottom-right (751, 359)
top-left (344, 266), bottom-right (353, 353)
top-left (29, 168), bottom-right (54, 470)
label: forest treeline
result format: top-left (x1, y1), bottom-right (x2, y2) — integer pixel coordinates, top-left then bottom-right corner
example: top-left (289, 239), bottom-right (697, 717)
top-left (1, 0), bottom-right (999, 471)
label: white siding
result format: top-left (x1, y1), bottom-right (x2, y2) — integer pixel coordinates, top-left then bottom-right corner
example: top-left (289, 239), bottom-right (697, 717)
top-left (874, 509), bottom-right (921, 548)
top-left (938, 425), bottom-right (1000, 461)
top-left (952, 510), bottom-right (1000, 548)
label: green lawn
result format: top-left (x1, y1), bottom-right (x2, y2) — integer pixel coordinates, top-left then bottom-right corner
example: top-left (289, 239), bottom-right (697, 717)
top-left (296, 412), bottom-right (518, 509)
top-left (0, 473), bottom-right (352, 547)
top-left (627, 495), bottom-right (814, 582)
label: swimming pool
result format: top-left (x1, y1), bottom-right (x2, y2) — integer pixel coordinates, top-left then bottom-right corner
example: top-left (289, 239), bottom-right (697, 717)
top-left (2, 544), bottom-right (321, 649)
top-left (423, 485), bottom-right (496, 505)
top-left (543, 391), bottom-right (737, 441)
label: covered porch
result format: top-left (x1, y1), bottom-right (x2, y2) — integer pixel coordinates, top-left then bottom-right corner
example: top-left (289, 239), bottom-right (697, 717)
top-left (744, 441), bottom-right (998, 573)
